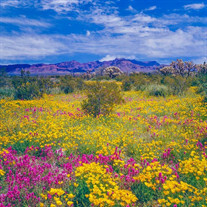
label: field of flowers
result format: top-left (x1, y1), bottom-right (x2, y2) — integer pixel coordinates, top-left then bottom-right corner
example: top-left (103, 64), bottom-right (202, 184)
top-left (0, 88), bottom-right (206, 207)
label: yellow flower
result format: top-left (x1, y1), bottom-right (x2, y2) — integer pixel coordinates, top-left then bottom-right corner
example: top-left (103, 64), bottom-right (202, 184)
top-left (67, 201), bottom-right (73, 206)
top-left (74, 183), bottom-right (79, 187)
top-left (67, 194), bottom-right (75, 199)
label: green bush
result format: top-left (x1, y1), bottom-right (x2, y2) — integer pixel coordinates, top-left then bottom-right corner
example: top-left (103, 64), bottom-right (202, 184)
top-left (195, 73), bottom-right (207, 102)
top-left (132, 75), bottom-right (148, 91)
top-left (144, 84), bottom-right (170, 97)
top-left (14, 82), bottom-right (43, 100)
top-left (47, 87), bottom-right (62, 95)
top-left (60, 76), bottom-right (85, 94)
top-left (163, 76), bottom-right (192, 95)
top-left (0, 87), bottom-right (15, 99)
top-left (122, 78), bottom-right (132, 91)
top-left (82, 81), bottom-right (123, 117)
top-left (63, 85), bottom-right (74, 94)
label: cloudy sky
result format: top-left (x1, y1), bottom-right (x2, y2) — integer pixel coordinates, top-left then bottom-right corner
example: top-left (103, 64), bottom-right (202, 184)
top-left (0, 0), bottom-right (206, 64)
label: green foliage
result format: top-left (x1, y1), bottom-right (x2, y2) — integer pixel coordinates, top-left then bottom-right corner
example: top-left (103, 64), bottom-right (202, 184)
top-left (122, 78), bottom-right (132, 91)
top-left (163, 76), bottom-right (192, 95)
top-left (14, 82), bottom-right (43, 100)
top-left (0, 59), bottom-right (205, 101)
top-left (63, 85), bottom-right (74, 94)
top-left (10, 140), bottom-right (33, 154)
top-left (144, 84), bottom-right (170, 97)
top-left (0, 87), bottom-right (15, 99)
top-left (37, 78), bottom-right (56, 94)
top-left (12, 71), bottom-right (44, 100)
top-left (82, 81), bottom-right (123, 117)
top-left (131, 182), bottom-right (159, 203)
top-left (130, 74), bottom-right (149, 91)
top-left (60, 76), bottom-right (85, 94)
top-left (195, 73), bottom-right (207, 102)
top-left (73, 180), bottom-right (90, 207)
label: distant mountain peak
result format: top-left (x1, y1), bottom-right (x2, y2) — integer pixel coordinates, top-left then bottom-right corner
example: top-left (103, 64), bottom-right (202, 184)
top-left (1, 59), bottom-right (160, 75)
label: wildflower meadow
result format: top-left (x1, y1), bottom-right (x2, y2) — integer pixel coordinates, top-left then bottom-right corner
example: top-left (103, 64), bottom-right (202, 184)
top-left (0, 87), bottom-right (206, 207)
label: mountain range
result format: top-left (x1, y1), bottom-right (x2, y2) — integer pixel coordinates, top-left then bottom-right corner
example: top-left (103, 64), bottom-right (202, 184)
top-left (0, 58), bottom-right (160, 75)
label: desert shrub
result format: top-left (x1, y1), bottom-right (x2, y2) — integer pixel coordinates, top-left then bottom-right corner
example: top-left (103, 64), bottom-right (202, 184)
top-left (195, 73), bottom-right (207, 102)
top-left (122, 77), bottom-right (132, 91)
top-left (47, 87), bottom-right (62, 95)
top-left (130, 74), bottom-right (149, 91)
top-left (163, 76), bottom-right (192, 95)
top-left (0, 87), bottom-right (15, 99)
top-left (82, 81), bottom-right (123, 117)
top-left (60, 76), bottom-right (75, 94)
top-left (60, 76), bottom-right (85, 94)
top-left (11, 71), bottom-right (45, 100)
top-left (76, 77), bottom-right (85, 90)
top-left (160, 59), bottom-right (195, 77)
top-left (14, 82), bottom-right (43, 100)
top-left (37, 78), bottom-right (55, 94)
top-left (144, 84), bottom-right (170, 97)
top-left (102, 66), bottom-right (123, 78)
top-left (63, 84), bottom-right (74, 94)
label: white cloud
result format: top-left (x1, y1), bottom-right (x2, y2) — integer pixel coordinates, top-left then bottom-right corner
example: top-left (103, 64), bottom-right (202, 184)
top-left (0, 17), bottom-right (51, 27)
top-left (86, 30), bottom-right (91, 36)
top-left (145, 6), bottom-right (157, 11)
top-left (0, 0), bottom-right (36, 8)
top-left (0, 34), bottom-right (67, 60)
top-left (88, 13), bottom-right (123, 28)
top-left (100, 55), bottom-right (136, 62)
top-left (126, 5), bottom-right (137, 13)
top-left (0, 0), bottom-right (22, 7)
top-left (0, 0), bottom-right (206, 63)
top-left (154, 14), bottom-right (207, 27)
top-left (132, 14), bottom-right (156, 23)
top-left (40, 0), bottom-right (96, 13)
top-left (184, 3), bottom-right (205, 10)
top-left (1, 12), bottom-right (206, 62)
top-left (192, 57), bottom-right (207, 64)
top-left (0, 0), bottom-right (93, 12)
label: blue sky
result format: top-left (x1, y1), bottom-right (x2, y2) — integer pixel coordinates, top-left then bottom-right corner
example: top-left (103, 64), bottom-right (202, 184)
top-left (0, 0), bottom-right (206, 64)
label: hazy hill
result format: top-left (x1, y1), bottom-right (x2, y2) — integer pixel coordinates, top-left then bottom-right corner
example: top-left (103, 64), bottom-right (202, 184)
top-left (0, 58), bottom-right (160, 75)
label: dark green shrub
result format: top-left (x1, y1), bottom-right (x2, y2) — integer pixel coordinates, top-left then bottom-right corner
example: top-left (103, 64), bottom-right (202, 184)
top-left (131, 182), bottom-right (159, 204)
top-left (195, 73), bottom-right (207, 102)
top-left (60, 76), bottom-right (85, 94)
top-left (82, 81), bottom-right (123, 117)
top-left (131, 74), bottom-right (148, 91)
top-left (163, 76), bottom-right (192, 95)
top-left (14, 82), bottom-right (43, 100)
top-left (63, 85), bottom-right (74, 94)
top-left (0, 87), bottom-right (15, 99)
top-left (145, 84), bottom-right (169, 97)
top-left (122, 78), bottom-right (132, 91)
